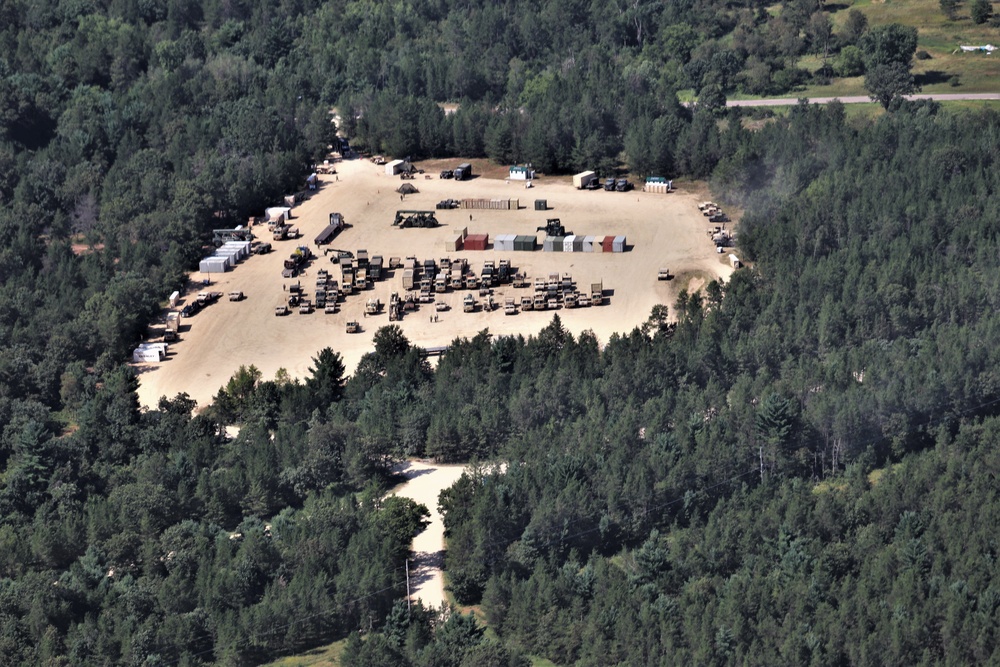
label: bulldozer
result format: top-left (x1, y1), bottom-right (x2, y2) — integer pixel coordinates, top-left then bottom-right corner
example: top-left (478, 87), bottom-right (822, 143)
top-left (536, 218), bottom-right (569, 237)
top-left (392, 210), bottom-right (440, 228)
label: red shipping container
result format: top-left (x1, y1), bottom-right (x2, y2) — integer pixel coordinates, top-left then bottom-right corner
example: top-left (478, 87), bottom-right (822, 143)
top-left (602, 236), bottom-right (615, 252)
top-left (465, 233), bottom-right (489, 251)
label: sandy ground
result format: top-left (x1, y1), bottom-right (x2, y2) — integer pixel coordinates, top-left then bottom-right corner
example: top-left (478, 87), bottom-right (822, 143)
top-left (389, 461), bottom-right (469, 610)
top-left (135, 157), bottom-right (734, 409)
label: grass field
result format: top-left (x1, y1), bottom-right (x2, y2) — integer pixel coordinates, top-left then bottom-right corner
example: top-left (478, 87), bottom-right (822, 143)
top-left (693, 0), bottom-right (1000, 101)
top-left (258, 639), bottom-right (346, 667)
top-left (809, 0), bottom-right (1000, 95)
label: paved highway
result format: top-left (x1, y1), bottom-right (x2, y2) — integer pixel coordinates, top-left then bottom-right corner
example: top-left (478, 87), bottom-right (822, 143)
top-left (726, 93), bottom-right (1000, 106)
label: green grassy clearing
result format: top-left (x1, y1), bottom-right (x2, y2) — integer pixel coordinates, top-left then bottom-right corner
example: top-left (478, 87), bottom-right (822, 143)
top-left (258, 639), bottom-right (347, 667)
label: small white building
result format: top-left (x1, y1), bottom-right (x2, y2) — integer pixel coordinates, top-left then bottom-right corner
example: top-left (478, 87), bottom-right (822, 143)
top-left (385, 159), bottom-right (404, 176)
top-left (509, 165), bottom-right (535, 181)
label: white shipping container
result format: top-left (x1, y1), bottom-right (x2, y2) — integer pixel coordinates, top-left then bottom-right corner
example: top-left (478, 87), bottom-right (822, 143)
top-left (169, 291), bottom-right (180, 308)
top-left (563, 235), bottom-right (576, 253)
top-left (543, 237), bottom-right (556, 252)
top-left (582, 236), bottom-right (594, 252)
top-left (265, 207), bottom-right (291, 222)
top-left (211, 253), bottom-right (235, 268)
top-left (613, 235), bottom-right (626, 252)
top-left (199, 258), bottom-right (228, 273)
top-left (133, 349), bottom-right (162, 363)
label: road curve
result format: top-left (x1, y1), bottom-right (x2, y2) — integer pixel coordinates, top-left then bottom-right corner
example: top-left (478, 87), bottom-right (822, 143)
top-left (726, 93), bottom-right (1000, 107)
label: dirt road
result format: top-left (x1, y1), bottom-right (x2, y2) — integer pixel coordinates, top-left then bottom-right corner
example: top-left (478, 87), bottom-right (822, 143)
top-left (389, 461), bottom-right (469, 610)
top-left (726, 93), bottom-right (1000, 106)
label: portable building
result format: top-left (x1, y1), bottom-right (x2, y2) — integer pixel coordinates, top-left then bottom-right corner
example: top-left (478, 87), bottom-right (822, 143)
top-left (445, 233), bottom-right (463, 252)
top-left (534, 199), bottom-right (547, 211)
top-left (613, 235), bottom-right (626, 252)
top-left (573, 171), bottom-right (597, 189)
top-left (729, 253), bottom-right (742, 268)
top-left (592, 236), bottom-right (605, 253)
top-left (465, 233), bottom-right (489, 251)
top-left (602, 236), bottom-right (616, 252)
top-left (582, 236), bottom-right (595, 252)
top-left (509, 165), bottom-right (535, 181)
top-left (563, 236), bottom-right (576, 253)
top-left (385, 159), bottom-right (404, 175)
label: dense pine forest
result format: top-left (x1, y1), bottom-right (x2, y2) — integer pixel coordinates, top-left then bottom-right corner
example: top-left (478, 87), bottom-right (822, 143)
top-left (3, 0), bottom-right (1000, 665)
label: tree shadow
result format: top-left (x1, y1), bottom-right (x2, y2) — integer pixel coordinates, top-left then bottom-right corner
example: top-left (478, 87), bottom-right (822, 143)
top-left (914, 70), bottom-right (951, 87)
top-left (407, 550), bottom-right (444, 590)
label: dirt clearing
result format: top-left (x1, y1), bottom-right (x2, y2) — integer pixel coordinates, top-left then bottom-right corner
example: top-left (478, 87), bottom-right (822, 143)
top-left (135, 158), bottom-right (734, 409)
top-left (389, 461), bottom-right (469, 610)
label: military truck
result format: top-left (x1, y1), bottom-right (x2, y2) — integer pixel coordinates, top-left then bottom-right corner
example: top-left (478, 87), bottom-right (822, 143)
top-left (463, 294), bottom-right (476, 312)
top-left (533, 294), bottom-right (547, 310)
top-left (604, 177), bottom-right (616, 191)
top-left (388, 292), bottom-right (403, 321)
top-left (197, 291), bottom-right (223, 305)
top-left (615, 179), bottom-right (633, 192)
top-left (298, 300), bottom-right (312, 314)
top-left (520, 295), bottom-right (534, 311)
top-left (504, 297), bottom-right (517, 315)
top-left (591, 280), bottom-right (603, 305)
top-left (346, 321), bottom-right (360, 333)
top-left (658, 268), bottom-right (671, 281)
top-left (365, 298), bottom-right (382, 315)
top-left (481, 261), bottom-right (495, 287)
top-left (275, 305), bottom-right (289, 316)
top-left (498, 259), bottom-right (511, 283)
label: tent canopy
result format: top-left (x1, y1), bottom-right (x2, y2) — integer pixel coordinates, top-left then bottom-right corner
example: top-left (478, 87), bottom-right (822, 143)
top-left (397, 183), bottom-right (419, 194)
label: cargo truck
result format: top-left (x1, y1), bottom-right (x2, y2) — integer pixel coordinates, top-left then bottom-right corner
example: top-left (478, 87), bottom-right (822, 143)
top-left (573, 171), bottom-right (597, 189)
top-left (591, 281), bottom-right (603, 304)
top-left (402, 269), bottom-right (415, 290)
top-left (454, 163), bottom-right (473, 180)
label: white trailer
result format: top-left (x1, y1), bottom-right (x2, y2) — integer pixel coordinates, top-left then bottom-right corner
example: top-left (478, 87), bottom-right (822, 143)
top-left (573, 171), bottom-right (597, 189)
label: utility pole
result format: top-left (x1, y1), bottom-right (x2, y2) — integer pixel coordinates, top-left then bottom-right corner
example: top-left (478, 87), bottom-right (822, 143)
top-left (405, 558), bottom-right (411, 616)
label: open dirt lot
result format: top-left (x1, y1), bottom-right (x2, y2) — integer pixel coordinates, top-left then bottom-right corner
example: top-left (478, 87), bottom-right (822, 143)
top-left (135, 158), bottom-right (734, 409)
